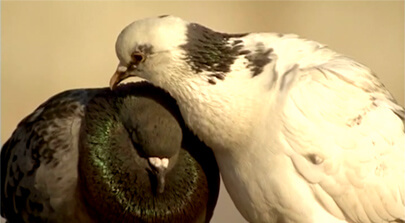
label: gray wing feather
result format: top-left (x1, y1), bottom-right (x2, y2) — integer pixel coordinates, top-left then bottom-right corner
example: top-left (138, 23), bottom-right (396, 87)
top-left (1, 89), bottom-right (101, 222)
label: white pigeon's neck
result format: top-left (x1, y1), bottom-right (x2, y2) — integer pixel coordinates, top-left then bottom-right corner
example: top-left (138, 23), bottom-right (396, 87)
top-left (161, 70), bottom-right (265, 155)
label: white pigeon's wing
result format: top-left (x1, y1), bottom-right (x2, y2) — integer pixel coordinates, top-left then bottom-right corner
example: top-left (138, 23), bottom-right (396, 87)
top-left (279, 57), bottom-right (405, 223)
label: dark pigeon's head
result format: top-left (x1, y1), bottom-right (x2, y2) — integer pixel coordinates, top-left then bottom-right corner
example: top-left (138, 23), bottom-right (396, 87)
top-left (79, 82), bottom-right (220, 222)
top-left (110, 15), bottom-right (248, 91)
top-left (120, 95), bottom-right (183, 193)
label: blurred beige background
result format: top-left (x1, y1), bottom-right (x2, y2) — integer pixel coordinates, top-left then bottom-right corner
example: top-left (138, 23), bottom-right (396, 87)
top-left (1, 1), bottom-right (404, 222)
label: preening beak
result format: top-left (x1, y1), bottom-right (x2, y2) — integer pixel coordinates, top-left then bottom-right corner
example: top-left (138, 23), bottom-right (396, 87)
top-left (110, 65), bottom-right (134, 90)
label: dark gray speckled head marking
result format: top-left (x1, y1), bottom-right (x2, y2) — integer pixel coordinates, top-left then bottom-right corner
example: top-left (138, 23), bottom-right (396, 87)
top-left (245, 45), bottom-right (273, 77)
top-left (180, 23), bottom-right (248, 84)
top-left (138, 44), bottom-right (154, 55)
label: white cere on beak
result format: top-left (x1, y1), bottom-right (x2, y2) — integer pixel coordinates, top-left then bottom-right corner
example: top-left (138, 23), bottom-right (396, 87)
top-left (149, 157), bottom-right (169, 169)
top-left (117, 65), bottom-right (128, 73)
top-left (161, 158), bottom-right (169, 168)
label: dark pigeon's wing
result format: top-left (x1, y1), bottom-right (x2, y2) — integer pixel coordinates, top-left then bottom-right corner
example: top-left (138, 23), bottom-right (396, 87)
top-left (1, 88), bottom-right (102, 222)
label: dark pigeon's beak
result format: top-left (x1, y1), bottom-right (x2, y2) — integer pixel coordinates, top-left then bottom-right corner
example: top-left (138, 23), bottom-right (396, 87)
top-left (148, 157), bottom-right (169, 194)
top-left (110, 65), bottom-right (135, 90)
top-left (155, 170), bottom-right (166, 194)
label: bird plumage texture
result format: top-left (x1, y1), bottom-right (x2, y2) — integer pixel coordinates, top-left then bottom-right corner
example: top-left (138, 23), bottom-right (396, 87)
top-left (110, 15), bottom-right (405, 223)
top-left (1, 82), bottom-right (220, 223)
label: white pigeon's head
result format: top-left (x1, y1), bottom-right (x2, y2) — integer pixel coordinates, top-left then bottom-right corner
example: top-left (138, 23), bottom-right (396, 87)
top-left (110, 15), bottom-right (248, 90)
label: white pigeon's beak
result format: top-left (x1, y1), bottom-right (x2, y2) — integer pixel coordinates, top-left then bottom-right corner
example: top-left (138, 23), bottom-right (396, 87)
top-left (148, 157), bottom-right (169, 193)
top-left (110, 65), bottom-right (135, 90)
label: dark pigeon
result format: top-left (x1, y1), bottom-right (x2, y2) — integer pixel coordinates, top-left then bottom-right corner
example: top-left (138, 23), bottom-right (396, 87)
top-left (1, 82), bottom-right (220, 223)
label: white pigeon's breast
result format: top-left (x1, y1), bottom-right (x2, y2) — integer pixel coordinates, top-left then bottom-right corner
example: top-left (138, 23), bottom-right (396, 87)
top-left (214, 116), bottom-right (349, 223)
top-left (173, 76), bottom-right (348, 222)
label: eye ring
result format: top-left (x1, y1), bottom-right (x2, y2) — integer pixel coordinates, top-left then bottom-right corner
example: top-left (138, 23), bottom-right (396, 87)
top-left (131, 51), bottom-right (145, 63)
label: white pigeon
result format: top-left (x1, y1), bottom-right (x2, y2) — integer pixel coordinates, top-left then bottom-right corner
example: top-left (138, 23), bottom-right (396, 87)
top-left (109, 15), bottom-right (405, 223)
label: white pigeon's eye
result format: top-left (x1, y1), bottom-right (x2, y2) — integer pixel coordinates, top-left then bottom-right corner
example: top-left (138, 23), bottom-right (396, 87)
top-left (131, 51), bottom-right (145, 64)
